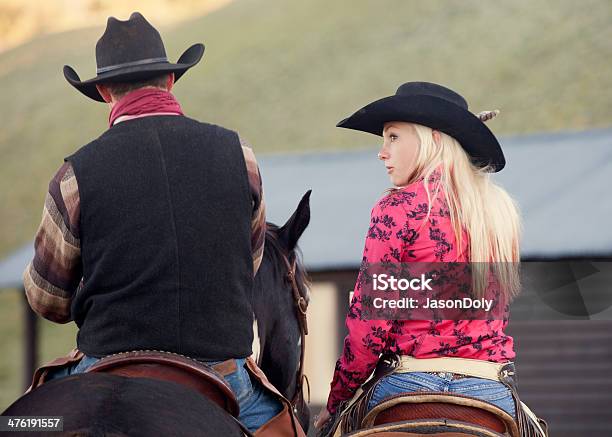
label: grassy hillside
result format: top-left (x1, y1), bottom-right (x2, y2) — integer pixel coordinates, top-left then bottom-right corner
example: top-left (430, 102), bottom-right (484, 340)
top-left (0, 0), bottom-right (231, 52)
top-left (0, 0), bottom-right (611, 412)
top-left (1, 0), bottom-right (611, 256)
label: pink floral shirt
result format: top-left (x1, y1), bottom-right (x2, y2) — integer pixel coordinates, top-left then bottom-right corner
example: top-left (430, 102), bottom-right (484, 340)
top-left (326, 170), bottom-right (515, 414)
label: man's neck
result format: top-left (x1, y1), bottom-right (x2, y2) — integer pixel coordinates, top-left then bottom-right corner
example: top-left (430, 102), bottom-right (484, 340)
top-left (109, 86), bottom-right (169, 109)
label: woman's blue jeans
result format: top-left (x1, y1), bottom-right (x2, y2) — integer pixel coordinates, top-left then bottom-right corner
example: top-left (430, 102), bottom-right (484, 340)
top-left (367, 371), bottom-right (516, 419)
top-left (47, 355), bottom-right (282, 432)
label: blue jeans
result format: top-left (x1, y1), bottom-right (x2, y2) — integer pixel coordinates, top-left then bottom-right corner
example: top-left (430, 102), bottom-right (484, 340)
top-left (46, 354), bottom-right (101, 379)
top-left (367, 372), bottom-right (516, 419)
top-left (204, 358), bottom-right (283, 432)
top-left (47, 355), bottom-right (282, 432)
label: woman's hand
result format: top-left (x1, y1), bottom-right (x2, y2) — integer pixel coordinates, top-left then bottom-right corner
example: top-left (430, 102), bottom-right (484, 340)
top-left (313, 405), bottom-right (332, 430)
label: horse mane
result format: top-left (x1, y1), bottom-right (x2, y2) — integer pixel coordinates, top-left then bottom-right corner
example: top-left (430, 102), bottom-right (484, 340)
top-left (264, 222), bottom-right (310, 303)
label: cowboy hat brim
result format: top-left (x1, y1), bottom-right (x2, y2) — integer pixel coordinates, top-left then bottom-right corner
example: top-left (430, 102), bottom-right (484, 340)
top-left (337, 94), bottom-right (505, 172)
top-left (64, 43), bottom-right (205, 102)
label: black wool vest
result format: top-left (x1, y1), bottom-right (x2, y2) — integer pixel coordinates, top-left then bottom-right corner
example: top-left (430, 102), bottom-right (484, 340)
top-left (67, 115), bottom-right (254, 360)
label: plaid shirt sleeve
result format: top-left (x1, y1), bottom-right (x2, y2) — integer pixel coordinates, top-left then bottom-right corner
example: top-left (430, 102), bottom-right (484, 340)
top-left (23, 162), bottom-right (82, 323)
top-left (239, 135), bottom-right (267, 276)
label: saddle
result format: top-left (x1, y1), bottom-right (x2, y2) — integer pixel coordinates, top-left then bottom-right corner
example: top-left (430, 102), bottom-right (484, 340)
top-left (357, 392), bottom-right (518, 436)
top-left (343, 418), bottom-right (509, 436)
top-left (330, 391), bottom-right (518, 437)
top-left (320, 354), bottom-right (548, 437)
top-left (85, 350), bottom-right (240, 417)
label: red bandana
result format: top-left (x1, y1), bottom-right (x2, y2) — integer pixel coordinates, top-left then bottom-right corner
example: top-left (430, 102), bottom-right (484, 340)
top-left (109, 88), bottom-right (184, 127)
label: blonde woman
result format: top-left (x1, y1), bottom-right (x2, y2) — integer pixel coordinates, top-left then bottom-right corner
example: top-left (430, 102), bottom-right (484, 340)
top-left (315, 82), bottom-right (533, 433)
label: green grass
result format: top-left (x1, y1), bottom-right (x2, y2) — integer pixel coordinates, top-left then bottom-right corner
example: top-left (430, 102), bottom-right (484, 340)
top-left (0, 290), bottom-right (78, 411)
top-left (1, 0), bottom-right (611, 410)
top-left (0, 291), bottom-right (23, 410)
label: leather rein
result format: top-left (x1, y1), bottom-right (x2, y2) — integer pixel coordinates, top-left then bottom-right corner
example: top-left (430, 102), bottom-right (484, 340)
top-left (279, 252), bottom-right (310, 413)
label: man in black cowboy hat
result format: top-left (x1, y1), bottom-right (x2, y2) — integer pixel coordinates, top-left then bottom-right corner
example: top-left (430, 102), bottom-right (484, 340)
top-left (22, 12), bottom-right (287, 433)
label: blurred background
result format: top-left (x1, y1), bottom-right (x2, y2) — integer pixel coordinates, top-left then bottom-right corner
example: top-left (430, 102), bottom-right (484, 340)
top-left (1, 0), bottom-right (611, 435)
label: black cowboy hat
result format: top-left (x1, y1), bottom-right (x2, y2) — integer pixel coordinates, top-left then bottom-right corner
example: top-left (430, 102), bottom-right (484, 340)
top-left (63, 12), bottom-right (204, 102)
top-left (337, 82), bottom-right (505, 172)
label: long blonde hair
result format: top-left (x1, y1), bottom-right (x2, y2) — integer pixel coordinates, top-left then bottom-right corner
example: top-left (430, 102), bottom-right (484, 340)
top-left (401, 123), bottom-right (522, 300)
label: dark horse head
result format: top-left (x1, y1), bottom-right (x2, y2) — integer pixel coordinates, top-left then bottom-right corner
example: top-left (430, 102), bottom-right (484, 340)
top-left (252, 190), bottom-right (312, 431)
top-left (2, 191), bottom-right (313, 436)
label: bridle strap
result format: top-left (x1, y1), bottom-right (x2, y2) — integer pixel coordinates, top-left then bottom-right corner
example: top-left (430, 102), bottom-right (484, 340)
top-left (280, 253), bottom-right (310, 409)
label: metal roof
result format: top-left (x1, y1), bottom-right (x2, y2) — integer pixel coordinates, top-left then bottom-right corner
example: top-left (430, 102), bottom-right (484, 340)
top-left (0, 244), bottom-right (32, 289)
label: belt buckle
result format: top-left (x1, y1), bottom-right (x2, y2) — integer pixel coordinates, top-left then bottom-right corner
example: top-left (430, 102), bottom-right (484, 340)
top-left (427, 371), bottom-right (450, 379)
top-left (430, 371), bottom-right (466, 380)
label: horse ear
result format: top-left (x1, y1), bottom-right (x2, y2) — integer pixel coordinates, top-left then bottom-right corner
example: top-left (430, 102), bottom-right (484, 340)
top-left (278, 190), bottom-right (312, 251)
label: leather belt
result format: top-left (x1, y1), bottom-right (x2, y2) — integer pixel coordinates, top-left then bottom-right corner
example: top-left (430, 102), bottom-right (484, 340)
top-left (396, 356), bottom-right (515, 383)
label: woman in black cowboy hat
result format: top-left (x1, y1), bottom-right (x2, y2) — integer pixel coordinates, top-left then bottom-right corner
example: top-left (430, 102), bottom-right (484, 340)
top-left (315, 82), bottom-right (547, 435)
